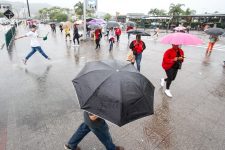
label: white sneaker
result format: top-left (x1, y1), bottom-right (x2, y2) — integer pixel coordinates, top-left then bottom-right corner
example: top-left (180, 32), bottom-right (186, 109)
top-left (160, 78), bottom-right (165, 87)
top-left (165, 90), bottom-right (172, 97)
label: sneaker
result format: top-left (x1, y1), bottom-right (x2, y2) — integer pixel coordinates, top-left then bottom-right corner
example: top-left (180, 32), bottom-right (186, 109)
top-left (22, 59), bottom-right (27, 65)
top-left (64, 144), bottom-right (81, 150)
top-left (165, 89), bottom-right (172, 98)
top-left (116, 146), bottom-right (124, 150)
top-left (160, 78), bottom-right (165, 87)
top-left (47, 57), bottom-right (51, 60)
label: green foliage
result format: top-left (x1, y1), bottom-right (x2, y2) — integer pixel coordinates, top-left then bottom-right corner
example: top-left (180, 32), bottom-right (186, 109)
top-left (148, 8), bottom-right (167, 16)
top-left (169, 3), bottom-right (185, 16)
top-left (0, 12), bottom-right (4, 17)
top-left (74, 1), bottom-right (93, 19)
top-left (104, 13), bottom-right (112, 21)
top-left (183, 8), bottom-right (196, 15)
top-left (52, 13), bottom-right (67, 22)
top-left (38, 7), bottom-right (69, 22)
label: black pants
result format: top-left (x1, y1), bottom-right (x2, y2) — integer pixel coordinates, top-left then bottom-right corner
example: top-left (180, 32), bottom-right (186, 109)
top-left (116, 35), bottom-right (120, 42)
top-left (96, 39), bottom-right (100, 48)
top-left (165, 68), bottom-right (178, 89)
top-left (73, 37), bottom-right (79, 45)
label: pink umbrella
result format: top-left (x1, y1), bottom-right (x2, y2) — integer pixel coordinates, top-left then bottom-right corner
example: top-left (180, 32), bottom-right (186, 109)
top-left (174, 26), bottom-right (186, 31)
top-left (160, 33), bottom-right (203, 45)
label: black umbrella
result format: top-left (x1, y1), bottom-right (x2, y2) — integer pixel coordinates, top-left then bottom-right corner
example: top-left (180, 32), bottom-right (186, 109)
top-left (126, 21), bottom-right (136, 27)
top-left (106, 21), bottom-right (120, 28)
top-left (72, 60), bottom-right (155, 127)
top-left (205, 28), bottom-right (225, 36)
top-left (127, 29), bottom-right (151, 36)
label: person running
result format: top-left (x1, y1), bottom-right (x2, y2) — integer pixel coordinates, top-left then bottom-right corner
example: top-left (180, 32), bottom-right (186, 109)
top-left (206, 34), bottom-right (219, 56)
top-left (161, 44), bottom-right (184, 98)
top-left (115, 27), bottom-right (122, 42)
top-left (64, 111), bottom-right (124, 150)
top-left (14, 25), bottom-right (50, 65)
top-left (95, 28), bottom-right (102, 49)
top-left (59, 24), bottom-right (63, 32)
top-left (129, 34), bottom-right (146, 72)
top-left (108, 27), bottom-right (115, 51)
top-left (65, 25), bottom-right (71, 41)
top-left (73, 25), bottom-right (80, 46)
top-left (126, 26), bottom-right (133, 40)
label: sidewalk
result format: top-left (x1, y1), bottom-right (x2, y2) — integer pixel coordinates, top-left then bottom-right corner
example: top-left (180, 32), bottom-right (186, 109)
top-left (0, 24), bottom-right (225, 150)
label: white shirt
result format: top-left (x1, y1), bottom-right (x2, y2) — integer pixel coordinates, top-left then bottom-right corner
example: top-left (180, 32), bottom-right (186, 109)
top-left (26, 31), bottom-right (40, 47)
top-left (108, 30), bottom-right (115, 40)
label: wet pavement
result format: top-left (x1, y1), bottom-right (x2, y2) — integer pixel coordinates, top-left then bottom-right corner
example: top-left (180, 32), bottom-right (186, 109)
top-left (0, 24), bottom-right (225, 150)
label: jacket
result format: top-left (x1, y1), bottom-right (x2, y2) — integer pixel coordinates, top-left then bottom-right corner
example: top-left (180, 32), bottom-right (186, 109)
top-left (115, 28), bottom-right (121, 36)
top-left (129, 40), bottom-right (146, 55)
top-left (162, 48), bottom-right (184, 70)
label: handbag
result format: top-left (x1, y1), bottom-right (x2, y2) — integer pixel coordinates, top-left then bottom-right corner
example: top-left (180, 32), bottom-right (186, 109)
top-left (127, 50), bottom-right (135, 63)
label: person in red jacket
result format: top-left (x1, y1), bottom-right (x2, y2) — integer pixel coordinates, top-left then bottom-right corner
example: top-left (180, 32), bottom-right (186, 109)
top-left (126, 26), bottom-right (133, 40)
top-left (95, 28), bottom-right (102, 49)
top-left (115, 27), bottom-right (122, 42)
top-left (161, 44), bottom-right (184, 97)
top-left (129, 34), bottom-right (146, 72)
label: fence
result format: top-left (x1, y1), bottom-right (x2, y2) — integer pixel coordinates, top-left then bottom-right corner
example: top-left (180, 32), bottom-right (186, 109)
top-left (5, 26), bottom-right (16, 49)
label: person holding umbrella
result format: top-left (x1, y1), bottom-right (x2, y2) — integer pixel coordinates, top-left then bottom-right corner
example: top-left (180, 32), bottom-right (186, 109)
top-left (126, 26), bottom-right (133, 40)
top-left (65, 25), bottom-right (71, 41)
top-left (14, 25), bottom-right (50, 65)
top-left (115, 27), bottom-right (122, 42)
top-left (95, 27), bottom-right (102, 49)
top-left (161, 44), bottom-right (184, 97)
top-left (129, 34), bottom-right (146, 72)
top-left (108, 27), bottom-right (115, 51)
top-left (73, 24), bottom-right (80, 46)
top-left (64, 111), bottom-right (124, 150)
top-left (206, 34), bottom-right (219, 56)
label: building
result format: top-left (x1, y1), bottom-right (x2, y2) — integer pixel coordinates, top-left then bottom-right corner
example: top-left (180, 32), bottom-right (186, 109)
top-left (0, 3), bottom-right (12, 13)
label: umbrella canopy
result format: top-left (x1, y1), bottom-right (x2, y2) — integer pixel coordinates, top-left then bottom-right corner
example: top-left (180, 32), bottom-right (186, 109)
top-left (205, 28), bottom-right (225, 36)
top-left (72, 60), bottom-right (155, 127)
top-left (127, 29), bottom-right (151, 36)
top-left (88, 24), bottom-right (101, 30)
top-left (106, 21), bottom-right (120, 28)
top-left (74, 20), bottom-right (83, 25)
top-left (88, 19), bottom-right (106, 25)
top-left (126, 21), bottom-right (136, 27)
top-left (174, 26), bottom-right (186, 31)
top-left (160, 33), bottom-right (203, 45)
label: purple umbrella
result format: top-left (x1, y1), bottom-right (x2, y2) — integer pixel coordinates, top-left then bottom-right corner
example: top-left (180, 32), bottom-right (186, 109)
top-left (88, 19), bottom-right (106, 25)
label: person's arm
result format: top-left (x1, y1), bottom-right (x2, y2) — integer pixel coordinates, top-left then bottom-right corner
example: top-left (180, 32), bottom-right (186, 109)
top-left (14, 35), bottom-right (27, 40)
top-left (89, 114), bottom-right (98, 121)
top-left (142, 42), bottom-right (146, 50)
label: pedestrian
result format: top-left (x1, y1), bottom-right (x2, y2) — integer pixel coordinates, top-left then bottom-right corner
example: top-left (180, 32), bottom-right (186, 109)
top-left (160, 44), bottom-right (184, 97)
top-left (73, 25), bottom-right (80, 46)
top-left (64, 111), bottom-right (124, 150)
top-left (126, 26), bottom-right (133, 40)
top-left (59, 24), bottom-right (63, 32)
top-left (14, 25), bottom-right (50, 65)
top-left (206, 34), bottom-right (218, 56)
top-left (129, 34), bottom-right (146, 72)
top-left (50, 23), bottom-right (56, 32)
top-left (105, 28), bottom-right (110, 37)
top-left (115, 27), bottom-right (122, 42)
top-left (152, 27), bottom-right (159, 37)
top-left (95, 28), bottom-right (102, 49)
top-left (65, 25), bottom-right (71, 41)
top-left (108, 27), bottom-right (115, 51)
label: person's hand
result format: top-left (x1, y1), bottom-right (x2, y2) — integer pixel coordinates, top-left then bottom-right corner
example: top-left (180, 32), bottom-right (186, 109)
top-left (89, 114), bottom-right (98, 121)
top-left (174, 57), bottom-right (178, 61)
top-left (177, 57), bottom-right (184, 61)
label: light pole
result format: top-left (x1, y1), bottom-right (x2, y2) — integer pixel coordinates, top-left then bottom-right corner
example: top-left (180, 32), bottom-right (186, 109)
top-left (83, 0), bottom-right (87, 40)
top-left (26, 0), bottom-right (31, 17)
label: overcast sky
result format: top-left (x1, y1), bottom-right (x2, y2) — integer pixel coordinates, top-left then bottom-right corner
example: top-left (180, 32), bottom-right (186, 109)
top-left (8, 0), bottom-right (225, 15)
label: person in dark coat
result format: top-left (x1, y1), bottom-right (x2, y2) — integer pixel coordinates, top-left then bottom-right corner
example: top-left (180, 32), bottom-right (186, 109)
top-left (73, 25), bottom-right (80, 45)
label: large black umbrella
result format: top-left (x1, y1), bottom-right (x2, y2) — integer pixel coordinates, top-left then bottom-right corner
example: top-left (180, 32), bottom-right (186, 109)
top-left (205, 28), bottom-right (225, 36)
top-left (106, 21), bottom-right (120, 28)
top-left (72, 60), bottom-right (155, 127)
top-left (126, 21), bottom-right (136, 27)
top-left (127, 29), bottom-right (151, 36)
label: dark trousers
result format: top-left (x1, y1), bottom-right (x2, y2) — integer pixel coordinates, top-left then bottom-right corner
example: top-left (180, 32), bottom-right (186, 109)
top-left (68, 122), bottom-right (116, 150)
top-left (73, 36), bottom-right (80, 45)
top-left (96, 38), bottom-right (100, 48)
top-left (165, 68), bottom-right (178, 89)
top-left (116, 35), bottom-right (120, 42)
top-left (25, 46), bottom-right (49, 60)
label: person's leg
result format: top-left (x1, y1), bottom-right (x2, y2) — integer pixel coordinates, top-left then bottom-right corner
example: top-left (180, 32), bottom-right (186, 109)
top-left (135, 53), bottom-right (142, 72)
top-left (165, 68), bottom-right (175, 89)
top-left (77, 37), bottom-right (80, 45)
top-left (67, 123), bottom-right (91, 149)
top-left (25, 47), bottom-right (37, 60)
top-left (91, 121), bottom-right (116, 150)
top-left (128, 33), bottom-right (130, 40)
top-left (96, 39), bottom-right (99, 49)
top-left (36, 46), bottom-right (49, 59)
top-left (73, 36), bottom-right (76, 45)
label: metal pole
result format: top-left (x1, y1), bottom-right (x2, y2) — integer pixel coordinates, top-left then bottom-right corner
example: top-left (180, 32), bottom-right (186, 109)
top-left (26, 0), bottom-right (31, 17)
top-left (83, 0), bottom-right (87, 40)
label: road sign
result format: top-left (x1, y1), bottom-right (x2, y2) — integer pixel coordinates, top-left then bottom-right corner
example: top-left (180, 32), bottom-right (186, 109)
top-left (4, 9), bottom-right (14, 19)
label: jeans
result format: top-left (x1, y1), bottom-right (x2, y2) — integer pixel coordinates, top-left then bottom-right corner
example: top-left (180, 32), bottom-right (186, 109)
top-left (109, 39), bottom-right (113, 50)
top-left (73, 37), bottom-right (80, 45)
top-left (25, 46), bottom-right (48, 60)
top-left (68, 122), bottom-right (116, 150)
top-left (135, 53), bottom-right (142, 72)
top-left (116, 35), bottom-right (120, 42)
top-left (165, 68), bottom-right (178, 89)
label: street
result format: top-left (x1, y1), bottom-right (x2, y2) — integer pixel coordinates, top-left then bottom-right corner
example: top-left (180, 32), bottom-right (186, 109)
top-left (0, 24), bottom-right (225, 150)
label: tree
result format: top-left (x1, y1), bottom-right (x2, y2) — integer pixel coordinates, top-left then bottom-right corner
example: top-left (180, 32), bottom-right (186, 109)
top-left (74, 1), bottom-right (93, 19)
top-left (38, 7), bottom-right (68, 22)
top-left (148, 8), bottom-right (167, 16)
top-left (104, 13), bottom-right (112, 21)
top-left (0, 12), bottom-right (4, 17)
top-left (214, 11), bottom-right (219, 14)
top-left (183, 8), bottom-right (196, 15)
top-left (168, 3), bottom-right (185, 16)
top-left (52, 13), bottom-right (67, 22)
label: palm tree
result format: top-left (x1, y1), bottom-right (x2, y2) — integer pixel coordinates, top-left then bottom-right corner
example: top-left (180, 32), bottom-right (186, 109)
top-left (169, 3), bottom-right (185, 16)
top-left (74, 1), bottom-right (83, 17)
top-left (148, 8), bottom-right (167, 16)
top-left (184, 8), bottom-right (196, 15)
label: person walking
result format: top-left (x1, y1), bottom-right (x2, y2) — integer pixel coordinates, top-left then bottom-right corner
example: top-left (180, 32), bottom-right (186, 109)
top-left (73, 25), bottom-right (80, 46)
top-left (115, 27), bottom-right (122, 42)
top-left (95, 28), bottom-right (102, 49)
top-left (65, 25), bottom-right (71, 41)
top-left (108, 28), bottom-right (115, 51)
top-left (129, 34), bottom-right (146, 72)
top-left (206, 34), bottom-right (218, 56)
top-left (59, 24), bottom-right (63, 32)
top-left (64, 111), bottom-right (124, 150)
top-left (153, 27), bottom-right (159, 38)
top-left (14, 25), bottom-right (50, 65)
top-left (160, 44), bottom-right (184, 97)
top-left (126, 26), bottom-right (133, 40)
